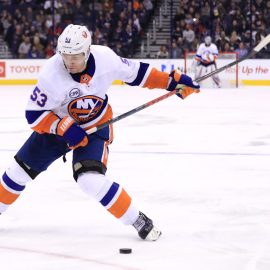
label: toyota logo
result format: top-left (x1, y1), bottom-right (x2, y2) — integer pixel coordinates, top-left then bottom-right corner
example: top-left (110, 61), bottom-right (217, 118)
top-left (0, 62), bottom-right (5, 77)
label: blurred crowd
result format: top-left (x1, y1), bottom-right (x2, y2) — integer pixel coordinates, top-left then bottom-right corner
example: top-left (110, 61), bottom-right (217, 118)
top-left (161, 0), bottom-right (270, 59)
top-left (0, 0), bottom-right (269, 59)
top-left (0, 0), bottom-right (154, 58)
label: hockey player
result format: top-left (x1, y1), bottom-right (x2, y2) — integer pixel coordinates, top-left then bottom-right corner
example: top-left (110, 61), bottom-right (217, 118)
top-left (194, 36), bottom-right (221, 88)
top-left (0, 24), bottom-right (200, 240)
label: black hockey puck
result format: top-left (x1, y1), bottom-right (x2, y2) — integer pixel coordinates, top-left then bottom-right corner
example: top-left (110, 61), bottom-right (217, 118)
top-left (119, 248), bottom-right (132, 254)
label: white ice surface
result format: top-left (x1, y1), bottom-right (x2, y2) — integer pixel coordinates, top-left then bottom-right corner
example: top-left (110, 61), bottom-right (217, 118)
top-left (1, 85), bottom-right (270, 270)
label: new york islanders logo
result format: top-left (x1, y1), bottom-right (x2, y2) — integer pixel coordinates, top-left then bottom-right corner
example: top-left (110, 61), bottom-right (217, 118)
top-left (68, 95), bottom-right (104, 123)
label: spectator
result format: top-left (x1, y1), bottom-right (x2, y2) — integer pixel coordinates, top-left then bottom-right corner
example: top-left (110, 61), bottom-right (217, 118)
top-left (114, 42), bottom-right (125, 57)
top-left (200, 1), bottom-right (210, 29)
top-left (173, 26), bottom-right (183, 41)
top-left (235, 42), bottom-right (248, 58)
top-left (18, 36), bottom-right (31, 58)
top-left (174, 8), bottom-right (185, 28)
top-left (171, 41), bottom-right (183, 58)
top-left (183, 24), bottom-right (195, 51)
top-left (241, 30), bottom-right (252, 45)
top-left (133, 14), bottom-right (141, 33)
top-left (28, 45), bottom-right (44, 58)
top-left (93, 27), bottom-right (104, 45)
top-left (216, 31), bottom-right (230, 51)
top-left (229, 31), bottom-right (241, 50)
top-left (156, 45), bottom-right (169, 58)
top-left (143, 0), bottom-right (153, 12)
top-left (44, 41), bottom-right (54, 59)
top-left (223, 42), bottom-right (234, 53)
top-left (1, 10), bottom-right (11, 36)
top-left (120, 24), bottom-right (134, 56)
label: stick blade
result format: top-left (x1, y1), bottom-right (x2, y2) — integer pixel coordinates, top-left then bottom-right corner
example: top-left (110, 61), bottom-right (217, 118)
top-left (254, 34), bottom-right (270, 52)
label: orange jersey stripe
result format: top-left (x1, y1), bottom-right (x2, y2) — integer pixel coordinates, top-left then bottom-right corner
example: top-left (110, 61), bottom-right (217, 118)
top-left (101, 116), bottom-right (113, 167)
top-left (0, 183), bottom-right (20, 204)
top-left (143, 68), bottom-right (169, 89)
top-left (101, 139), bottom-right (110, 167)
top-left (108, 189), bottom-right (131, 218)
top-left (32, 111), bottom-right (59, 134)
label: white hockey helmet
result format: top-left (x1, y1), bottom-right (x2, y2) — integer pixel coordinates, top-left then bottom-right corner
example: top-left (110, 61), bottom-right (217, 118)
top-left (57, 24), bottom-right (92, 62)
top-left (204, 36), bottom-right (212, 45)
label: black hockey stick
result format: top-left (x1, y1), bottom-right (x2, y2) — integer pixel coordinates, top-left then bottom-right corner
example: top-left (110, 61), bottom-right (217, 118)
top-left (87, 34), bottom-right (270, 135)
top-left (86, 89), bottom-right (179, 134)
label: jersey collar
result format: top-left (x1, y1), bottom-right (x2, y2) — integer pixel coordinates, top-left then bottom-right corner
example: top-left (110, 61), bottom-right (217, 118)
top-left (70, 53), bottom-right (96, 84)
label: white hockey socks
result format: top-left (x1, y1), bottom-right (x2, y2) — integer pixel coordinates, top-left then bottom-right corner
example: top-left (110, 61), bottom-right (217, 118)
top-left (0, 160), bottom-right (32, 213)
top-left (77, 171), bottom-right (139, 225)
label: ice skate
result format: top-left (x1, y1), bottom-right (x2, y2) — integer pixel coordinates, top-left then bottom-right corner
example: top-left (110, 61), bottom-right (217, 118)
top-left (133, 211), bottom-right (161, 241)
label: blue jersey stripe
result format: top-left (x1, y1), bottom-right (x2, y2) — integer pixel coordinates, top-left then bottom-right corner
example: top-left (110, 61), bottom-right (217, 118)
top-left (2, 172), bottom-right (25, 192)
top-left (70, 53), bottom-right (96, 82)
top-left (25, 110), bottom-right (48, 124)
top-left (126, 62), bottom-right (149, 86)
top-left (100, 182), bottom-right (119, 206)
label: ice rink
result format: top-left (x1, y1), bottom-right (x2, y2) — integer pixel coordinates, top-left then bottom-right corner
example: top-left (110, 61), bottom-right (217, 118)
top-left (1, 84), bottom-right (270, 270)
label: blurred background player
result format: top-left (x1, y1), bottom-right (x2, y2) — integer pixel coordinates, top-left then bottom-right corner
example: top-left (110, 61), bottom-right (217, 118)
top-left (194, 36), bottom-right (221, 88)
top-left (0, 24), bottom-right (200, 241)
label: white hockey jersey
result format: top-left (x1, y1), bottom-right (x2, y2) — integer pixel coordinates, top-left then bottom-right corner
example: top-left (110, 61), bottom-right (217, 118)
top-left (195, 43), bottom-right (219, 66)
top-left (26, 45), bottom-right (170, 134)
